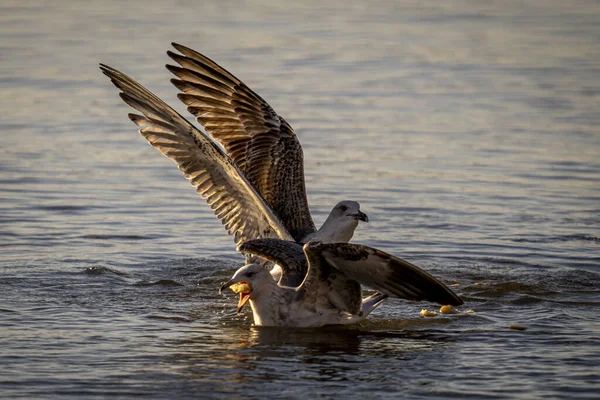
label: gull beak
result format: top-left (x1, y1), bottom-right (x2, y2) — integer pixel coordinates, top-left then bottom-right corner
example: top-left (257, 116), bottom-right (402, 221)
top-left (354, 211), bottom-right (369, 222)
top-left (219, 280), bottom-right (234, 295)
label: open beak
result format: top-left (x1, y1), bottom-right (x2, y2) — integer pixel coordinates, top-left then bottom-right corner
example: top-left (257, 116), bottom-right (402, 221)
top-left (219, 280), bottom-right (253, 314)
top-left (354, 211), bottom-right (369, 222)
top-left (236, 291), bottom-right (252, 314)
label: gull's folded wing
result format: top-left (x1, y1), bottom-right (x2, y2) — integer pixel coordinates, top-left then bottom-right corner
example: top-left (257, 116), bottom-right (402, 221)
top-left (100, 64), bottom-right (293, 246)
top-left (166, 43), bottom-right (316, 241)
top-left (302, 242), bottom-right (464, 306)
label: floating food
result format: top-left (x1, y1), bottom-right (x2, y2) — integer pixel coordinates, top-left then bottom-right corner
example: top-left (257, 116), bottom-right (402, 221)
top-left (439, 305), bottom-right (460, 314)
top-left (420, 309), bottom-right (437, 317)
top-left (420, 306), bottom-right (474, 317)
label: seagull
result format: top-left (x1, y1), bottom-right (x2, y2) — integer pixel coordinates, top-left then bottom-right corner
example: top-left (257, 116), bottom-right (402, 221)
top-left (219, 239), bottom-right (463, 327)
top-left (100, 43), bottom-right (368, 256)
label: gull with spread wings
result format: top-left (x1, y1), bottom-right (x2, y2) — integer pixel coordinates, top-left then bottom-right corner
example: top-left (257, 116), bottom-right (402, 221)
top-left (101, 44), bottom-right (368, 252)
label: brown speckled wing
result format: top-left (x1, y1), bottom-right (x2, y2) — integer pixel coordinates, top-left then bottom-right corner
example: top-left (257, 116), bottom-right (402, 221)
top-left (303, 242), bottom-right (464, 306)
top-left (166, 43), bottom-right (316, 241)
top-left (100, 64), bottom-right (293, 247)
top-left (300, 242), bottom-right (363, 314)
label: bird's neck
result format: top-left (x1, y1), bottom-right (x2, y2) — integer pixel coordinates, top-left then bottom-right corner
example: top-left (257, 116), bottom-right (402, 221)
top-left (249, 278), bottom-right (290, 326)
top-left (313, 217), bottom-right (358, 243)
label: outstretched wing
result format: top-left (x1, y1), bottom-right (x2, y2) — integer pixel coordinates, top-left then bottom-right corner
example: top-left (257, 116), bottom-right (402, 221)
top-left (166, 43), bottom-right (316, 241)
top-left (238, 238), bottom-right (307, 287)
top-left (100, 64), bottom-right (293, 247)
top-left (302, 242), bottom-right (464, 306)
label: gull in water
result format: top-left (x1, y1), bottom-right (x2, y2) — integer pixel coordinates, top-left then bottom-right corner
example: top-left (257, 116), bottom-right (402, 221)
top-left (100, 43), bottom-right (368, 256)
top-left (219, 239), bottom-right (463, 327)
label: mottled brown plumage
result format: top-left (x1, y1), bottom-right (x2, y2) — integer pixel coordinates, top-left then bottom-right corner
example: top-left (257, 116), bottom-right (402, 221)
top-left (99, 64), bottom-right (293, 247)
top-left (311, 242), bottom-right (464, 306)
top-left (167, 43), bottom-right (315, 241)
top-left (101, 46), bottom-right (369, 257)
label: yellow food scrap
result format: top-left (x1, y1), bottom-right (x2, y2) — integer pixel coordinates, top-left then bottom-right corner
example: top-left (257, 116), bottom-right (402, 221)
top-left (439, 305), bottom-right (460, 314)
top-left (230, 282), bottom-right (251, 294)
top-left (465, 309), bottom-right (475, 313)
top-left (420, 309), bottom-right (437, 317)
top-left (449, 283), bottom-right (461, 287)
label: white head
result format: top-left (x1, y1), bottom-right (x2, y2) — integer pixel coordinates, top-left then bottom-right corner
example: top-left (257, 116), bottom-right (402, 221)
top-left (219, 264), bottom-right (273, 313)
top-left (315, 200), bottom-right (368, 242)
top-left (329, 201), bottom-right (368, 223)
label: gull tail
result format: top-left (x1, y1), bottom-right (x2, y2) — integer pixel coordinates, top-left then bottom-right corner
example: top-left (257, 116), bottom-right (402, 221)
top-left (361, 292), bottom-right (388, 317)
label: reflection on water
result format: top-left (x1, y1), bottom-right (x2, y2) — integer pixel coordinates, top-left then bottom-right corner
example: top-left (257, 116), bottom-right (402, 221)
top-left (238, 325), bottom-right (451, 351)
top-left (166, 325), bottom-right (457, 394)
top-left (1, 0), bottom-right (600, 398)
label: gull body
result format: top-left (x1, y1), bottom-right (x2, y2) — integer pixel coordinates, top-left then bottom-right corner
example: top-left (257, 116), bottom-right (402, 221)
top-left (222, 264), bottom-right (384, 327)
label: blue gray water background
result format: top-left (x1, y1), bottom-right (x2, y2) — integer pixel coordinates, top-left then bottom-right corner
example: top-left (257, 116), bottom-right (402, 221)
top-left (1, 1), bottom-right (599, 398)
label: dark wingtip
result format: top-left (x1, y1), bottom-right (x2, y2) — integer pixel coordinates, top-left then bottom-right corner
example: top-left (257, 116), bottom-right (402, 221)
top-left (438, 288), bottom-right (463, 306)
top-left (171, 42), bottom-right (188, 54)
top-left (165, 63), bottom-right (178, 73)
top-left (427, 282), bottom-right (464, 306)
top-left (440, 280), bottom-right (464, 306)
top-left (99, 63), bottom-right (114, 77)
top-left (452, 295), bottom-right (465, 306)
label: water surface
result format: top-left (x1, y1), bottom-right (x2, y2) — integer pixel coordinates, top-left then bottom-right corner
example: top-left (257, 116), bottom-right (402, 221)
top-left (1, 1), bottom-right (599, 399)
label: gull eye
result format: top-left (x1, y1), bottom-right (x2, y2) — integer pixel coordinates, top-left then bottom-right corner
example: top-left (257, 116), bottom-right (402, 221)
top-left (246, 271), bottom-right (255, 278)
top-left (339, 205), bottom-right (348, 212)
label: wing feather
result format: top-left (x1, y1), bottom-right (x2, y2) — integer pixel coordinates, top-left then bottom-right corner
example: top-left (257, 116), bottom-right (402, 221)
top-left (100, 64), bottom-right (293, 247)
top-left (303, 242), bottom-right (464, 306)
top-left (166, 43), bottom-right (316, 241)
top-left (238, 239), bottom-right (307, 287)
top-left (299, 242), bottom-right (363, 314)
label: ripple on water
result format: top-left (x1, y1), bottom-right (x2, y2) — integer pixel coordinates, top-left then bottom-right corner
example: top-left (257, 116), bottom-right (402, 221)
top-left (2, 1), bottom-right (600, 399)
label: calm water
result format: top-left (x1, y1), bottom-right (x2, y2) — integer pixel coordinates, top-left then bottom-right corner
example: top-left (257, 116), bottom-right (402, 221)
top-left (1, 1), bottom-right (600, 398)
